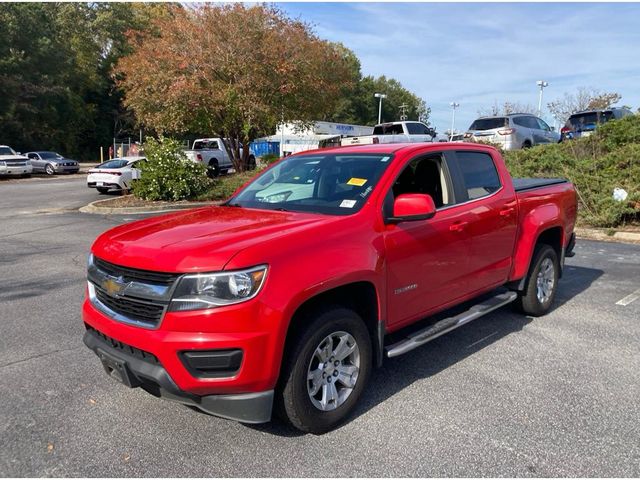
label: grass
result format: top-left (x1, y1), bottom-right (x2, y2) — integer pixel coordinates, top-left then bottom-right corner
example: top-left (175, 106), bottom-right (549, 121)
top-left (195, 168), bottom-right (263, 201)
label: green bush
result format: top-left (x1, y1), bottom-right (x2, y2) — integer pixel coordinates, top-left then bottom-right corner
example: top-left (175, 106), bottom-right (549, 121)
top-left (196, 169), bottom-right (263, 201)
top-left (133, 137), bottom-right (212, 201)
top-left (504, 114), bottom-right (640, 228)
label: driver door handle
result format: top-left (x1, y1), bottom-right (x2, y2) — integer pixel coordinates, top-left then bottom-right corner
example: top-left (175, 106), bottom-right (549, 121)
top-left (499, 207), bottom-right (515, 217)
top-left (449, 221), bottom-right (468, 232)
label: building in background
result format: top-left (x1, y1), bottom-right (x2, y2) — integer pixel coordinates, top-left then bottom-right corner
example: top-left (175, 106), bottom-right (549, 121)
top-left (252, 121), bottom-right (374, 157)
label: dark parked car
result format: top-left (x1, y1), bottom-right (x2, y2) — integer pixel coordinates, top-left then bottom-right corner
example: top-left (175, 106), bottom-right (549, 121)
top-left (560, 108), bottom-right (634, 141)
top-left (25, 151), bottom-right (79, 175)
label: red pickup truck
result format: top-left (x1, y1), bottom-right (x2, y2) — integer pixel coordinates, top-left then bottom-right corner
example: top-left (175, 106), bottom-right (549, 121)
top-left (83, 143), bottom-right (577, 433)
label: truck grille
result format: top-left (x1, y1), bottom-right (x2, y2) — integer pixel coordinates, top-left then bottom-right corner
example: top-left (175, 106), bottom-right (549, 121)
top-left (94, 286), bottom-right (166, 325)
top-left (94, 257), bottom-right (178, 285)
top-left (90, 257), bottom-right (178, 328)
top-left (6, 161), bottom-right (27, 167)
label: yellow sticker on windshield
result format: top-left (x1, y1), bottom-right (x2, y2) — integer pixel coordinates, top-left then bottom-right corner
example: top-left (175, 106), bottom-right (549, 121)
top-left (347, 177), bottom-right (367, 187)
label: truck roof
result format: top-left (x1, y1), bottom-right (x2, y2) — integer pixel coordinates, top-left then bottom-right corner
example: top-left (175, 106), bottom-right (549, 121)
top-left (300, 141), bottom-right (496, 157)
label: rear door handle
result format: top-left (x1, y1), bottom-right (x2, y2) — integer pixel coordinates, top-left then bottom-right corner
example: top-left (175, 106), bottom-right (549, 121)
top-left (499, 208), bottom-right (515, 217)
top-left (449, 221), bottom-right (468, 232)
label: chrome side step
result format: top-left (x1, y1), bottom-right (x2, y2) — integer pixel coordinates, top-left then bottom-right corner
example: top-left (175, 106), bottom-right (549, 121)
top-left (384, 291), bottom-right (518, 358)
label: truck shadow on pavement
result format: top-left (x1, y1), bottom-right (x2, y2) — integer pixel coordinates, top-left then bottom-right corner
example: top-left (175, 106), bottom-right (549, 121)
top-left (246, 265), bottom-right (603, 437)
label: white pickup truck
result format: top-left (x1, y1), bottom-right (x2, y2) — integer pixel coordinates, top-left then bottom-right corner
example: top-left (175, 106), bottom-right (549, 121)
top-left (0, 145), bottom-right (32, 177)
top-left (340, 121), bottom-right (438, 146)
top-left (184, 138), bottom-right (255, 177)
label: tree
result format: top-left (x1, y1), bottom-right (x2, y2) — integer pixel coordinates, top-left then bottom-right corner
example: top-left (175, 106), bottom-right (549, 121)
top-left (547, 87), bottom-right (622, 124)
top-left (478, 100), bottom-right (536, 117)
top-left (116, 4), bottom-right (355, 171)
top-left (327, 72), bottom-right (430, 126)
top-left (0, 3), bottom-right (174, 159)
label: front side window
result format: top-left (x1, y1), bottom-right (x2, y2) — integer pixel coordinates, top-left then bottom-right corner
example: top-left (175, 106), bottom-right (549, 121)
top-left (391, 154), bottom-right (451, 208)
top-left (456, 151), bottom-right (501, 200)
top-left (229, 153), bottom-right (393, 215)
top-left (536, 118), bottom-right (551, 131)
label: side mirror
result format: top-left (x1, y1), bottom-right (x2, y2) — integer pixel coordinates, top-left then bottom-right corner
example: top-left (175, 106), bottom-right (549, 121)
top-left (550, 126), bottom-right (555, 132)
top-left (388, 193), bottom-right (436, 223)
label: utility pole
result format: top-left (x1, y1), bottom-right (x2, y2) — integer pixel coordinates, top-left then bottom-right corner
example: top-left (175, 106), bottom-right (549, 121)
top-left (399, 103), bottom-right (409, 121)
top-left (449, 102), bottom-right (460, 141)
top-left (374, 93), bottom-right (387, 124)
top-left (537, 80), bottom-right (549, 117)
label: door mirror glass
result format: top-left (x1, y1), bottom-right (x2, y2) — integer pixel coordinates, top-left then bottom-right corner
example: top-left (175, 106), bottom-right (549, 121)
top-left (389, 193), bottom-right (436, 223)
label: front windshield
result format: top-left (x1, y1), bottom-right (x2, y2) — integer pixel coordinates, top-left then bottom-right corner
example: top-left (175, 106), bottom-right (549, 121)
top-left (97, 159), bottom-right (129, 169)
top-left (39, 152), bottom-right (62, 159)
top-left (229, 153), bottom-right (394, 215)
top-left (0, 147), bottom-right (16, 155)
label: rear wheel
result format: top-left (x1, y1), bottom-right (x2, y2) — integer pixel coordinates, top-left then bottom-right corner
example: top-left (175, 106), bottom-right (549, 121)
top-left (277, 306), bottom-right (372, 434)
top-left (96, 187), bottom-right (109, 194)
top-left (515, 244), bottom-right (559, 316)
top-left (207, 161), bottom-right (219, 178)
top-left (522, 141), bottom-right (532, 149)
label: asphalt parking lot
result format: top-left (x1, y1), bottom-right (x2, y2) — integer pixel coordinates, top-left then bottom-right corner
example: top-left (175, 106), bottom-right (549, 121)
top-left (1, 176), bottom-right (639, 477)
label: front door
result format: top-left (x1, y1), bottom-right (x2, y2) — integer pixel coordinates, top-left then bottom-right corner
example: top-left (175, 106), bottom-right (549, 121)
top-left (384, 153), bottom-right (475, 328)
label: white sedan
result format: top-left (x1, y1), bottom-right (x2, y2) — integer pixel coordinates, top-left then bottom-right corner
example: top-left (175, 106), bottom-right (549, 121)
top-left (87, 157), bottom-right (146, 194)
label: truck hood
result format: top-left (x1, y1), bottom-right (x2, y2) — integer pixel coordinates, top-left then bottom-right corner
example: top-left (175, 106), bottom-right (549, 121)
top-left (92, 205), bottom-right (329, 273)
top-left (0, 154), bottom-right (29, 161)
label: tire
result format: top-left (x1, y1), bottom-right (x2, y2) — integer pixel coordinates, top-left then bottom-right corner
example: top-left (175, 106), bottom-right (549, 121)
top-left (96, 187), bottom-right (109, 194)
top-left (207, 161), bottom-right (219, 178)
top-left (45, 163), bottom-right (55, 175)
top-left (277, 306), bottom-right (372, 434)
top-left (522, 141), bottom-right (532, 149)
top-left (515, 244), bottom-right (559, 316)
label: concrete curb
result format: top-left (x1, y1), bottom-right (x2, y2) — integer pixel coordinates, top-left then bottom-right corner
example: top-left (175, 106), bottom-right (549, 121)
top-left (575, 227), bottom-right (640, 244)
top-left (79, 197), bottom-right (221, 215)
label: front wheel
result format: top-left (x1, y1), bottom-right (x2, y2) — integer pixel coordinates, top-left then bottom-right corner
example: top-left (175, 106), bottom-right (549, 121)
top-left (45, 163), bottom-right (55, 175)
top-left (277, 307), bottom-right (372, 434)
top-left (96, 187), bottom-right (109, 194)
top-left (515, 244), bottom-right (559, 316)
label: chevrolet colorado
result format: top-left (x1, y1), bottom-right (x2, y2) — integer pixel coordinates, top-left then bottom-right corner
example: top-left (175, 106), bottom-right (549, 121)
top-left (83, 143), bottom-right (577, 433)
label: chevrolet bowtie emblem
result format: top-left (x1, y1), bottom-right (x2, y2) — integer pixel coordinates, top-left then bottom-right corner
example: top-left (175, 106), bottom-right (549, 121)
top-left (102, 276), bottom-right (130, 298)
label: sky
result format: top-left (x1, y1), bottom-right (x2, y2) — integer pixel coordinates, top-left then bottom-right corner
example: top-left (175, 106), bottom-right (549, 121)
top-left (278, 2), bottom-right (640, 133)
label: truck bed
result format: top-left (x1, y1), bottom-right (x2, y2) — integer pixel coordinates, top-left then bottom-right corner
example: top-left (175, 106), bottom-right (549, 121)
top-left (513, 177), bottom-right (567, 192)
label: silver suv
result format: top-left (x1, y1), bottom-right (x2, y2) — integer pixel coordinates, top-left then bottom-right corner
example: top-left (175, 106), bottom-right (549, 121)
top-left (465, 114), bottom-right (560, 150)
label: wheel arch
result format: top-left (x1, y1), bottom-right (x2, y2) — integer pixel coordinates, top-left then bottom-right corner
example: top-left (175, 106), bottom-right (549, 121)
top-left (510, 222), bottom-right (565, 291)
top-left (283, 281), bottom-right (384, 369)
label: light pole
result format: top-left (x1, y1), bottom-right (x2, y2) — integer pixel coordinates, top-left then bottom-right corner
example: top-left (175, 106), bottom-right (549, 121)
top-left (374, 93), bottom-right (387, 124)
top-left (449, 102), bottom-right (460, 141)
top-left (537, 80), bottom-right (549, 117)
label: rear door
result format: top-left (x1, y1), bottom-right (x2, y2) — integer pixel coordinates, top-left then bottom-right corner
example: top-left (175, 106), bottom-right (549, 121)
top-left (384, 150), bottom-right (476, 327)
top-left (448, 150), bottom-right (518, 293)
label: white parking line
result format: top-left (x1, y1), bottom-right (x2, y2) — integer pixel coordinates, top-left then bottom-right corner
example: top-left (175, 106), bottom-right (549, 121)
top-left (616, 288), bottom-right (640, 306)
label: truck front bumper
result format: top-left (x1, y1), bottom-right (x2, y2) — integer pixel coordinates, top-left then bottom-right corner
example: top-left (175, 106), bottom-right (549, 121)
top-left (83, 326), bottom-right (274, 423)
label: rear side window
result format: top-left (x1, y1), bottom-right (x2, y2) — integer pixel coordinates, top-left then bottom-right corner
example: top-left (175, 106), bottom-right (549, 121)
top-left (373, 124), bottom-right (405, 135)
top-left (405, 122), bottom-right (430, 135)
top-left (456, 151), bottom-right (501, 200)
top-left (469, 117), bottom-right (508, 131)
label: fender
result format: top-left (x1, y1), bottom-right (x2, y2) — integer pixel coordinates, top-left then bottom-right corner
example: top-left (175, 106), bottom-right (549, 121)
top-left (510, 202), bottom-right (565, 284)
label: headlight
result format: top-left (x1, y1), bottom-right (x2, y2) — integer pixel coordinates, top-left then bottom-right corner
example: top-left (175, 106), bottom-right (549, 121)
top-left (169, 265), bottom-right (267, 311)
top-left (0, 161), bottom-right (6, 166)
top-left (261, 191), bottom-right (292, 203)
